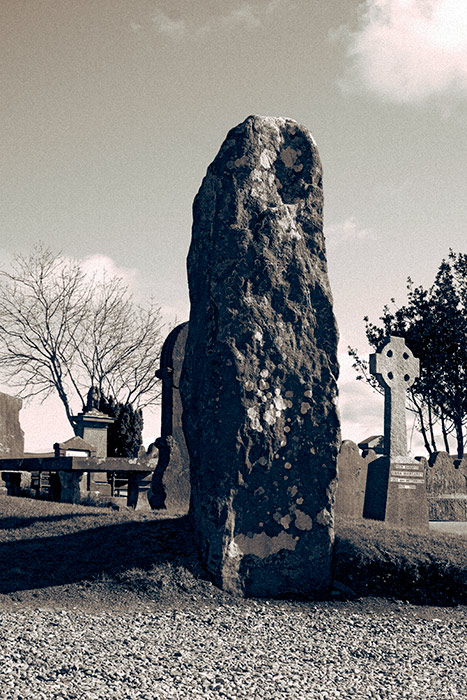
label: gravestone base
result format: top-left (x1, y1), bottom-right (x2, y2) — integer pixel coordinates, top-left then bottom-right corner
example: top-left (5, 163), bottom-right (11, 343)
top-left (59, 471), bottom-right (87, 504)
top-left (363, 456), bottom-right (429, 529)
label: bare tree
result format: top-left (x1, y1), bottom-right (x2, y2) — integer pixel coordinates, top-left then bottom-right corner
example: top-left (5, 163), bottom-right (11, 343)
top-left (0, 245), bottom-right (165, 431)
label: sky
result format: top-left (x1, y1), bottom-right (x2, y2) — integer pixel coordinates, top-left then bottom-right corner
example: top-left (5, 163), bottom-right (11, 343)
top-left (1, 0), bottom-right (466, 453)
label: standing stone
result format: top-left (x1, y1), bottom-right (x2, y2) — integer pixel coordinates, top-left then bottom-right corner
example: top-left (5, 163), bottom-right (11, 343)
top-left (148, 322), bottom-right (191, 513)
top-left (0, 392), bottom-right (24, 457)
top-left (364, 336), bottom-right (429, 528)
top-left (180, 115), bottom-right (340, 598)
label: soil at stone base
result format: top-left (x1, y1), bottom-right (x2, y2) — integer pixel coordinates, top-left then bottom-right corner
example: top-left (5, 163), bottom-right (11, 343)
top-left (1, 570), bottom-right (465, 624)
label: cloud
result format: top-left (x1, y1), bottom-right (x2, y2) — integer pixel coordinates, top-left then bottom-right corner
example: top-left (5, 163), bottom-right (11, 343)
top-left (336, 0), bottom-right (467, 102)
top-left (148, 1), bottom-right (292, 39)
top-left (152, 11), bottom-right (187, 37)
top-left (326, 217), bottom-right (376, 245)
top-left (80, 254), bottom-right (137, 289)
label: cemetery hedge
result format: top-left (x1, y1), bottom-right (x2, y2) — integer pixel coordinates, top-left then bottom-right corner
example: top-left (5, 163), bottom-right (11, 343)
top-left (0, 495), bottom-right (465, 608)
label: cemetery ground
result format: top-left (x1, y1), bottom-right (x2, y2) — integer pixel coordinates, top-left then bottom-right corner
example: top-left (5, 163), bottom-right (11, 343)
top-left (0, 496), bottom-right (466, 699)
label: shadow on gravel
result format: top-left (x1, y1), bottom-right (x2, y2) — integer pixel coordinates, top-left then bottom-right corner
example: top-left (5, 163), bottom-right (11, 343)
top-left (0, 516), bottom-right (197, 594)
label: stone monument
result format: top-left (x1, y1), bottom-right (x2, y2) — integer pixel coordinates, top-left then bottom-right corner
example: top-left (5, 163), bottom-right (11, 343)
top-left (180, 115), bottom-right (340, 598)
top-left (148, 322), bottom-right (190, 512)
top-left (363, 336), bottom-right (429, 528)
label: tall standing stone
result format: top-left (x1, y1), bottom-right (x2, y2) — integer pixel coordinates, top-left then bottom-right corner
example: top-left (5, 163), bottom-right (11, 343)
top-left (180, 115), bottom-right (340, 598)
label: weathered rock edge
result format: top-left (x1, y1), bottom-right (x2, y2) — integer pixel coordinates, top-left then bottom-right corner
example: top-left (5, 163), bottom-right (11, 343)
top-left (181, 115), bottom-right (340, 598)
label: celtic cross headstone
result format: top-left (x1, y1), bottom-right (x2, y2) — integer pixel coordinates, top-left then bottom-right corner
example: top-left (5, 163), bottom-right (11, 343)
top-left (363, 336), bottom-right (428, 529)
top-left (369, 335), bottom-right (419, 458)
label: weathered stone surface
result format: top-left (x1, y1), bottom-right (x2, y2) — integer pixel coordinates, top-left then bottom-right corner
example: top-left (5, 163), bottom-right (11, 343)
top-left (335, 441), bottom-right (373, 519)
top-left (148, 322), bottom-right (190, 513)
top-left (180, 115), bottom-right (340, 598)
top-left (0, 392), bottom-right (24, 458)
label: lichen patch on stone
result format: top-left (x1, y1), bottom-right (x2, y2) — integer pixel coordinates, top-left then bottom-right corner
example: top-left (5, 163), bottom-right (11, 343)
top-left (294, 509), bottom-right (313, 530)
top-left (234, 530), bottom-right (298, 558)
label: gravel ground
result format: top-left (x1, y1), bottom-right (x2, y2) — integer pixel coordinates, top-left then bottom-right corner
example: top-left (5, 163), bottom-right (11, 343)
top-left (1, 598), bottom-right (466, 700)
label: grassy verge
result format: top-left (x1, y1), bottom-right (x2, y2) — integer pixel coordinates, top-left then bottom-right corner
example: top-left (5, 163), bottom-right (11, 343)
top-left (0, 495), bottom-right (465, 607)
top-left (333, 517), bottom-right (467, 605)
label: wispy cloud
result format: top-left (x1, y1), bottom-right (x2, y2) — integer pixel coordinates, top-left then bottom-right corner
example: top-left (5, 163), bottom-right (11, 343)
top-left (334, 0), bottom-right (467, 102)
top-left (152, 11), bottom-right (187, 38)
top-left (147, 1), bottom-right (292, 39)
top-left (327, 217), bottom-right (376, 245)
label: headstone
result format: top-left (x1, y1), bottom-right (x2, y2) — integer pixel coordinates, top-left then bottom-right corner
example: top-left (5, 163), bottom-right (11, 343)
top-left (180, 115), bottom-right (340, 598)
top-left (148, 322), bottom-right (190, 512)
top-left (364, 336), bottom-right (429, 528)
top-left (0, 392), bottom-right (25, 495)
top-left (335, 440), bottom-right (373, 519)
top-left (424, 452), bottom-right (467, 521)
top-left (72, 407), bottom-right (114, 458)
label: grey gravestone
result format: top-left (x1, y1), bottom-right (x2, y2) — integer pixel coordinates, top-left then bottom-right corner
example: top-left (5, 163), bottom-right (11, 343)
top-left (424, 452), bottom-right (467, 521)
top-left (335, 440), bottom-right (373, 519)
top-left (148, 322), bottom-right (190, 512)
top-left (0, 392), bottom-right (25, 495)
top-left (181, 115), bottom-right (340, 598)
top-left (364, 336), bottom-right (429, 528)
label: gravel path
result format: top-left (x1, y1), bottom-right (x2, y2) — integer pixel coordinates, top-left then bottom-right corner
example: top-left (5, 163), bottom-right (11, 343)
top-left (1, 599), bottom-right (466, 699)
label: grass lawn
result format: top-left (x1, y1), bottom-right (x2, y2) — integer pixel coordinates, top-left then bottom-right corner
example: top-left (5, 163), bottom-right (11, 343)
top-left (0, 495), bottom-right (465, 609)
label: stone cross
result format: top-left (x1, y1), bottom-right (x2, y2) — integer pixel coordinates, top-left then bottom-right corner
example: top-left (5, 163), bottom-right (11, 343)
top-left (369, 336), bottom-right (419, 458)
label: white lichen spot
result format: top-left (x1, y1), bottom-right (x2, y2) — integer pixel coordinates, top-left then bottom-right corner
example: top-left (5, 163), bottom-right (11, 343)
top-left (289, 485), bottom-right (298, 498)
top-left (280, 439), bottom-right (287, 447)
top-left (283, 475), bottom-right (288, 480)
top-left (260, 150), bottom-right (273, 169)
top-left (300, 402), bottom-right (311, 415)
top-left (284, 426), bottom-right (290, 433)
top-left (295, 509), bottom-right (313, 531)
top-left (285, 391), bottom-right (294, 398)
top-left (260, 369), bottom-right (269, 378)
top-left (273, 393), bottom-right (287, 413)
top-left (280, 514), bottom-right (292, 529)
top-left (304, 389), bottom-right (312, 398)
top-left (284, 462), bottom-right (292, 470)
top-left (309, 446), bottom-right (316, 454)
top-left (227, 540), bottom-right (242, 558)
top-left (258, 456), bottom-right (268, 467)
top-left (286, 400), bottom-right (293, 409)
top-left (264, 406), bottom-right (276, 426)
top-left (259, 379), bottom-right (269, 390)
top-left (316, 508), bottom-right (332, 526)
top-left (296, 497), bottom-right (304, 505)
top-left (234, 531), bottom-right (298, 558)
top-left (276, 204), bottom-right (301, 240)
top-left (245, 380), bottom-right (255, 392)
top-left (254, 330), bottom-right (263, 342)
top-left (259, 521), bottom-right (264, 527)
top-left (247, 407), bottom-right (263, 432)
top-left (273, 511), bottom-right (282, 523)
